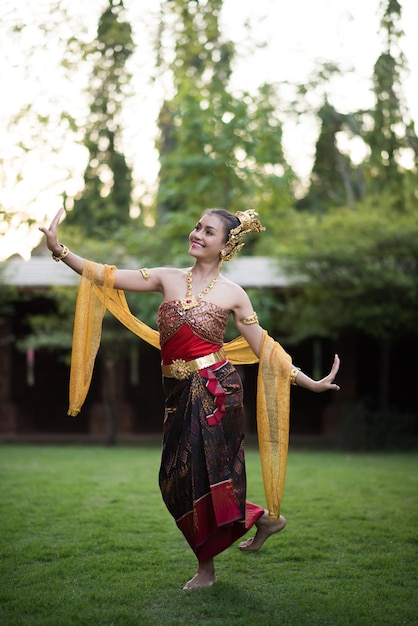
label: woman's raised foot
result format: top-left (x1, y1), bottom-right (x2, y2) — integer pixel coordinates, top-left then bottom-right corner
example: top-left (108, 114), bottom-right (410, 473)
top-left (239, 512), bottom-right (286, 552)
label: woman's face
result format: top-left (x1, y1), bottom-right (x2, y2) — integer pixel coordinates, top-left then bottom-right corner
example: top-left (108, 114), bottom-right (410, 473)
top-left (188, 213), bottom-right (228, 259)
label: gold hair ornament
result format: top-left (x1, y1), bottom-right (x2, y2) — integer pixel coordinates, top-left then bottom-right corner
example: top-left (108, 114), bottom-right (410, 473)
top-left (221, 209), bottom-right (265, 261)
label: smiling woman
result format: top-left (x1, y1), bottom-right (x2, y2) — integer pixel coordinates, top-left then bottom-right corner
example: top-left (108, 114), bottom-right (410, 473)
top-left (39, 206), bottom-right (340, 590)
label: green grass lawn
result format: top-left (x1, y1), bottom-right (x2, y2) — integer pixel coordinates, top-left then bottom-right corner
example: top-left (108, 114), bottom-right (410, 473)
top-left (0, 444), bottom-right (416, 626)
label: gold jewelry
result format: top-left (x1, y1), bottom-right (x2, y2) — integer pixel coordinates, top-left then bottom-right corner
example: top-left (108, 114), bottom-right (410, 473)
top-left (290, 366), bottom-right (301, 386)
top-left (139, 268), bottom-right (150, 280)
top-left (221, 209), bottom-right (265, 261)
top-left (241, 312), bottom-right (259, 325)
top-left (162, 349), bottom-right (226, 379)
top-left (180, 268), bottom-right (219, 311)
top-left (52, 244), bottom-right (69, 262)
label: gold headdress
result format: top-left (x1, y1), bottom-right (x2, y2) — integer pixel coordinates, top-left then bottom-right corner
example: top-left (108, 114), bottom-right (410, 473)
top-left (221, 209), bottom-right (265, 261)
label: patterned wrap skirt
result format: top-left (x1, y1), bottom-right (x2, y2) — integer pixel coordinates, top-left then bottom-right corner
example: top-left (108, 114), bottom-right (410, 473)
top-left (159, 360), bottom-right (264, 562)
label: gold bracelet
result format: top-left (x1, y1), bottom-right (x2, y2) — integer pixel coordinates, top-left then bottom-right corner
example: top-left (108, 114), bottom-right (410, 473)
top-left (139, 268), bottom-right (150, 280)
top-left (241, 312), bottom-right (259, 325)
top-left (52, 244), bottom-right (69, 262)
top-left (290, 366), bottom-right (301, 386)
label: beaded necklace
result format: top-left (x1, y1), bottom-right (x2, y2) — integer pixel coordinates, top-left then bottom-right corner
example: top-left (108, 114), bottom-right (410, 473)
top-left (180, 269), bottom-right (219, 311)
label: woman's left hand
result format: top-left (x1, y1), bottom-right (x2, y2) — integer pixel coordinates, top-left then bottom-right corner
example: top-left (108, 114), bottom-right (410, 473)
top-left (312, 354), bottom-right (340, 392)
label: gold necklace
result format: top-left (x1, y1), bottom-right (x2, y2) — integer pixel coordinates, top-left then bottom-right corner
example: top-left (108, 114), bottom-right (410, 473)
top-left (180, 269), bottom-right (219, 311)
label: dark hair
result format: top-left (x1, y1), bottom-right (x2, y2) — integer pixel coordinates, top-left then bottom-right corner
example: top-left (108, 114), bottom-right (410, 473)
top-left (204, 208), bottom-right (240, 243)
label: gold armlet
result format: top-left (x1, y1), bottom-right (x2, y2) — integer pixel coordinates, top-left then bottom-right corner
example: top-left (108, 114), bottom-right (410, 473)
top-left (290, 366), bottom-right (301, 386)
top-left (52, 244), bottom-right (69, 262)
top-left (139, 268), bottom-right (150, 280)
top-left (241, 312), bottom-right (259, 325)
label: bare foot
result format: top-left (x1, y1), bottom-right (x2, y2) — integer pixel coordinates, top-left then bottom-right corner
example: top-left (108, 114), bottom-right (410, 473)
top-left (183, 559), bottom-right (216, 590)
top-left (239, 512), bottom-right (286, 552)
top-left (183, 571), bottom-right (217, 590)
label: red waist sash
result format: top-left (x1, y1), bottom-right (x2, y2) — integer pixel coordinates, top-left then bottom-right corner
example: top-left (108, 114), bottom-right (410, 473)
top-left (161, 324), bottom-right (222, 364)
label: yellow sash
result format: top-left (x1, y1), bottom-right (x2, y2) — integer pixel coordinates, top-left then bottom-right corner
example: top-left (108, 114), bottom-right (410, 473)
top-left (68, 261), bottom-right (291, 520)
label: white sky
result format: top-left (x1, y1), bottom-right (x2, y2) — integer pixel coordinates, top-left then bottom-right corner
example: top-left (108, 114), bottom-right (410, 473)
top-left (1, 0), bottom-right (417, 260)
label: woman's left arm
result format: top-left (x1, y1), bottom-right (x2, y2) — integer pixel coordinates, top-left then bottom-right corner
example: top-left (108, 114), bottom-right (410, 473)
top-left (291, 355), bottom-right (340, 393)
top-left (232, 287), bottom-right (340, 394)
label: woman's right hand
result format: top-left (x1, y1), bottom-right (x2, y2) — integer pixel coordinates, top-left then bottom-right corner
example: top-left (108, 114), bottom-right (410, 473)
top-left (39, 207), bottom-right (65, 255)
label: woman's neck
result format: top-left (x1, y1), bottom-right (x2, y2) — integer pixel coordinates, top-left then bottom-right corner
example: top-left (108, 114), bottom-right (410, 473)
top-left (190, 260), bottom-right (221, 280)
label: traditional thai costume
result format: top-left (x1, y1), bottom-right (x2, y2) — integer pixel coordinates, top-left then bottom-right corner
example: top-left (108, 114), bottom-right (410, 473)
top-left (67, 261), bottom-right (292, 559)
top-left (157, 299), bottom-right (264, 561)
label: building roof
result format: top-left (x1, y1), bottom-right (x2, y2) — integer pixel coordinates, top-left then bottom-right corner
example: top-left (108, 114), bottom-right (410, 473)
top-left (222, 256), bottom-right (289, 287)
top-left (1, 257), bottom-right (80, 288)
top-left (1, 256), bottom-right (290, 289)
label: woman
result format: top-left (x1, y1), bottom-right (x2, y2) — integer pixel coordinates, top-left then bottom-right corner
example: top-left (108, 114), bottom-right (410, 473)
top-left (40, 207), bottom-right (340, 590)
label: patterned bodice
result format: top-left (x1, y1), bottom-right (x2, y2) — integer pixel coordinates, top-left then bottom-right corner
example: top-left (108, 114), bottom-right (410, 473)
top-left (157, 300), bottom-right (229, 347)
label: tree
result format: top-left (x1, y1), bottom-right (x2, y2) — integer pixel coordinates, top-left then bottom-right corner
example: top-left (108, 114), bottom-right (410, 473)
top-left (153, 0), bottom-right (295, 261)
top-left (359, 0), bottom-right (417, 205)
top-left (277, 202), bottom-right (418, 415)
top-left (63, 0), bottom-right (137, 443)
top-left (65, 0), bottom-right (135, 238)
top-left (297, 98), bottom-right (365, 213)
top-left (19, 1), bottom-right (137, 444)
top-left (269, 0), bottom-right (418, 447)
top-left (297, 1), bottom-right (417, 215)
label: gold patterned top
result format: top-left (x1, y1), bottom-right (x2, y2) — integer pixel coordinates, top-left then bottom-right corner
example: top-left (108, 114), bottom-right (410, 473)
top-left (158, 300), bottom-right (229, 348)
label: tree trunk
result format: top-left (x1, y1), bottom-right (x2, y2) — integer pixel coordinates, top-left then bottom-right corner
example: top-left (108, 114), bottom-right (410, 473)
top-left (378, 338), bottom-right (391, 413)
top-left (104, 357), bottom-right (117, 446)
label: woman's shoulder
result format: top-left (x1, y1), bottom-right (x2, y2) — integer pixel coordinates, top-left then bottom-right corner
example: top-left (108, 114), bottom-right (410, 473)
top-left (154, 266), bottom-right (190, 299)
top-left (219, 273), bottom-right (245, 292)
top-left (218, 274), bottom-right (249, 303)
top-left (150, 266), bottom-right (188, 278)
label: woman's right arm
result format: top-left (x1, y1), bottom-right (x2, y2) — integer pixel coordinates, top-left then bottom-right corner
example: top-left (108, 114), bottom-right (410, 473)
top-left (39, 208), bottom-right (85, 275)
top-left (39, 208), bottom-right (163, 293)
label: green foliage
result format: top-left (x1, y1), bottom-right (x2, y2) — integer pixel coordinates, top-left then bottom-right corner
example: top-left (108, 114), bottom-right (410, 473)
top-left (245, 287), bottom-right (288, 338)
top-left (338, 401), bottom-right (417, 451)
top-left (277, 202), bottom-right (418, 343)
top-left (16, 287), bottom-right (77, 363)
top-left (0, 270), bottom-right (18, 352)
top-left (155, 0), bottom-right (294, 228)
top-left (16, 0), bottom-right (144, 440)
top-left (358, 0), bottom-right (417, 202)
top-left (0, 268), bottom-right (18, 319)
top-left (65, 0), bottom-right (134, 238)
top-left (298, 100), bottom-right (365, 212)
top-left (282, 0), bottom-right (417, 418)
top-left (297, 0), bottom-right (417, 215)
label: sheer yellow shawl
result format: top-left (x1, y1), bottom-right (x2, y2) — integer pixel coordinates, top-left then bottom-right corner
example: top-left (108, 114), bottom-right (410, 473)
top-left (69, 261), bottom-right (292, 520)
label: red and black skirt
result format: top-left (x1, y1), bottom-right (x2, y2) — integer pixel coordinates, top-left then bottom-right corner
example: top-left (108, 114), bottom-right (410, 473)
top-left (159, 360), bottom-right (263, 562)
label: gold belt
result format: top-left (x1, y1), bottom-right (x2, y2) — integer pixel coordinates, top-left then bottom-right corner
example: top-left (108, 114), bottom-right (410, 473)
top-left (161, 349), bottom-right (226, 380)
